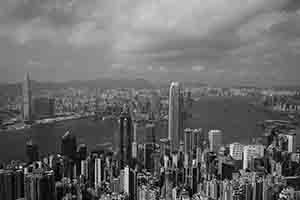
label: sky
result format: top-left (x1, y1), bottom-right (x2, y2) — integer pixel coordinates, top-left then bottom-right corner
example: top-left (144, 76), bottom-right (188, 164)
top-left (0, 0), bottom-right (299, 86)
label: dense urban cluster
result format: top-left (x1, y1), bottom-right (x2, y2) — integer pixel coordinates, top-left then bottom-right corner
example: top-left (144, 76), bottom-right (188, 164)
top-left (2, 73), bottom-right (300, 132)
top-left (0, 74), bottom-right (300, 200)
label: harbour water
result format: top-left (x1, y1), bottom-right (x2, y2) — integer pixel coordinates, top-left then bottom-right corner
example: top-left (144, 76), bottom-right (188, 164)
top-left (0, 96), bottom-right (288, 164)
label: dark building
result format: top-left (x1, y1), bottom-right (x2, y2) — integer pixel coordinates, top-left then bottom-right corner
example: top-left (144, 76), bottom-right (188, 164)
top-left (144, 143), bottom-right (155, 171)
top-left (26, 140), bottom-right (39, 163)
top-left (24, 170), bottom-right (55, 200)
top-left (119, 108), bottom-right (133, 169)
top-left (145, 123), bottom-right (156, 144)
top-left (33, 97), bottom-right (55, 119)
top-left (61, 131), bottom-right (77, 160)
top-left (0, 169), bottom-right (24, 200)
top-left (77, 144), bottom-right (87, 161)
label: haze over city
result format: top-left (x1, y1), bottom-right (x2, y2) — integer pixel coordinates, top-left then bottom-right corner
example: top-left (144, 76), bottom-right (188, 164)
top-left (0, 0), bottom-right (299, 86)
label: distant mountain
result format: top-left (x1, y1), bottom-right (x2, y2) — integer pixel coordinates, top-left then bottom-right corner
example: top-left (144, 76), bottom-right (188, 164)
top-left (0, 78), bottom-right (154, 97)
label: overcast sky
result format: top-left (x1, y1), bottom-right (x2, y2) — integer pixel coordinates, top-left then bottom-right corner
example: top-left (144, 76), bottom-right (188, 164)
top-left (0, 0), bottom-right (299, 86)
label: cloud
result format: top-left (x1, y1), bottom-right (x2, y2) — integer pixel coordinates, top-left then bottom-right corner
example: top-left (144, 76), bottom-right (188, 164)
top-left (0, 0), bottom-right (300, 84)
top-left (192, 66), bottom-right (206, 72)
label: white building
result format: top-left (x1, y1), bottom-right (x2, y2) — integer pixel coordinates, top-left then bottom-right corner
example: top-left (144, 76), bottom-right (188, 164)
top-left (95, 158), bottom-right (102, 186)
top-left (229, 143), bottom-right (244, 160)
top-left (81, 160), bottom-right (88, 177)
top-left (124, 166), bottom-right (130, 195)
top-left (208, 130), bottom-right (223, 152)
top-left (243, 145), bottom-right (265, 169)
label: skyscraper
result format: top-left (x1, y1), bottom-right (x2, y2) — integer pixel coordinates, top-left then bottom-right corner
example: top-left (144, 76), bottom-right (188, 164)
top-left (124, 166), bottom-right (137, 200)
top-left (168, 82), bottom-right (184, 152)
top-left (208, 130), bottom-right (223, 152)
top-left (119, 106), bottom-right (133, 169)
top-left (229, 142), bottom-right (244, 161)
top-left (24, 170), bottom-right (55, 200)
top-left (61, 131), bottom-right (77, 160)
top-left (95, 158), bottom-right (103, 187)
top-left (243, 144), bottom-right (265, 169)
top-left (32, 97), bottom-right (55, 119)
top-left (26, 139), bottom-right (39, 163)
top-left (0, 169), bottom-right (24, 200)
top-left (23, 72), bottom-right (32, 122)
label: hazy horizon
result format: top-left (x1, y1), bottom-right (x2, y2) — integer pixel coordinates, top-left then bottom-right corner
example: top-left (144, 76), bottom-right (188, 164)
top-left (0, 0), bottom-right (299, 86)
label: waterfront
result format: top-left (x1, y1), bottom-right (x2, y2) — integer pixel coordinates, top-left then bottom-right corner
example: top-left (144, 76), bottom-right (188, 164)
top-left (0, 96), bottom-right (289, 164)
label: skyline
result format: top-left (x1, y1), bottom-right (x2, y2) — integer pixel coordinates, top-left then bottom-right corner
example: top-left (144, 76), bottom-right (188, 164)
top-left (0, 1), bottom-right (299, 86)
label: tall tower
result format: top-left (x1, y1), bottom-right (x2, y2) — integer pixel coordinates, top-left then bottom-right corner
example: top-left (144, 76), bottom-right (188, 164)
top-left (119, 105), bottom-right (133, 169)
top-left (61, 131), bottom-right (77, 160)
top-left (168, 82), bottom-right (184, 152)
top-left (23, 72), bottom-right (32, 122)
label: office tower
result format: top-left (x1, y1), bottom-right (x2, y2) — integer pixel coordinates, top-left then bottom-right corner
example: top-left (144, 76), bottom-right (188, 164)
top-left (119, 107), bottom-right (133, 168)
top-left (81, 160), bottom-right (88, 177)
top-left (152, 152), bottom-right (161, 176)
top-left (24, 170), bottom-right (55, 200)
top-left (168, 82), bottom-right (184, 152)
top-left (230, 143), bottom-right (244, 160)
top-left (0, 169), bottom-right (24, 200)
top-left (160, 138), bottom-right (170, 158)
top-left (26, 139), bottom-right (39, 163)
top-left (165, 169), bottom-right (173, 200)
top-left (132, 122), bottom-right (138, 160)
top-left (120, 112), bottom-right (126, 169)
top-left (146, 123), bottom-right (156, 144)
top-left (193, 128), bottom-right (204, 149)
top-left (222, 180), bottom-right (233, 200)
top-left (286, 133), bottom-right (297, 153)
top-left (111, 177), bottom-right (121, 194)
top-left (32, 97), bottom-right (55, 119)
top-left (184, 128), bottom-right (193, 154)
top-left (23, 72), bottom-right (32, 122)
top-left (243, 145), bottom-right (265, 169)
top-left (151, 91), bottom-right (161, 120)
top-left (144, 143), bottom-right (154, 171)
top-left (77, 144), bottom-right (87, 160)
top-left (95, 158), bottom-right (103, 187)
top-left (61, 131), bottom-right (77, 160)
top-left (208, 130), bottom-right (223, 152)
top-left (120, 169), bottom-right (125, 193)
top-left (124, 166), bottom-right (137, 200)
top-left (126, 115), bottom-right (133, 167)
top-left (252, 179), bottom-right (263, 200)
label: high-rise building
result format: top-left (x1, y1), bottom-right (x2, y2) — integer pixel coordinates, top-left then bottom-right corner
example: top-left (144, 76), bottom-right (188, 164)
top-left (77, 144), bottom-right (87, 160)
top-left (124, 166), bottom-right (137, 200)
top-left (243, 145), bottom-right (265, 169)
top-left (145, 123), bottom-right (156, 144)
top-left (229, 143), bottom-right (244, 161)
top-left (168, 82), bottom-right (184, 152)
top-left (26, 139), bottom-right (39, 163)
top-left (281, 133), bottom-right (297, 153)
top-left (119, 107), bottom-right (133, 169)
top-left (95, 158), bottom-right (103, 187)
top-left (208, 130), bottom-right (223, 152)
top-left (32, 97), bottom-right (55, 119)
top-left (24, 170), bottom-right (55, 200)
top-left (144, 143), bottom-right (154, 171)
top-left (81, 160), bottom-right (88, 177)
top-left (150, 91), bottom-right (161, 120)
top-left (61, 131), bottom-right (77, 160)
top-left (193, 128), bottom-right (204, 149)
top-left (165, 169), bottom-right (173, 200)
top-left (23, 72), bottom-right (32, 122)
top-left (0, 169), bottom-right (24, 200)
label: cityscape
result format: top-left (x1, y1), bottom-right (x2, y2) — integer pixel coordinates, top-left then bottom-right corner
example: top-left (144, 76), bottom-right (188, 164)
top-left (0, 1), bottom-right (300, 200)
top-left (0, 73), bottom-right (300, 200)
